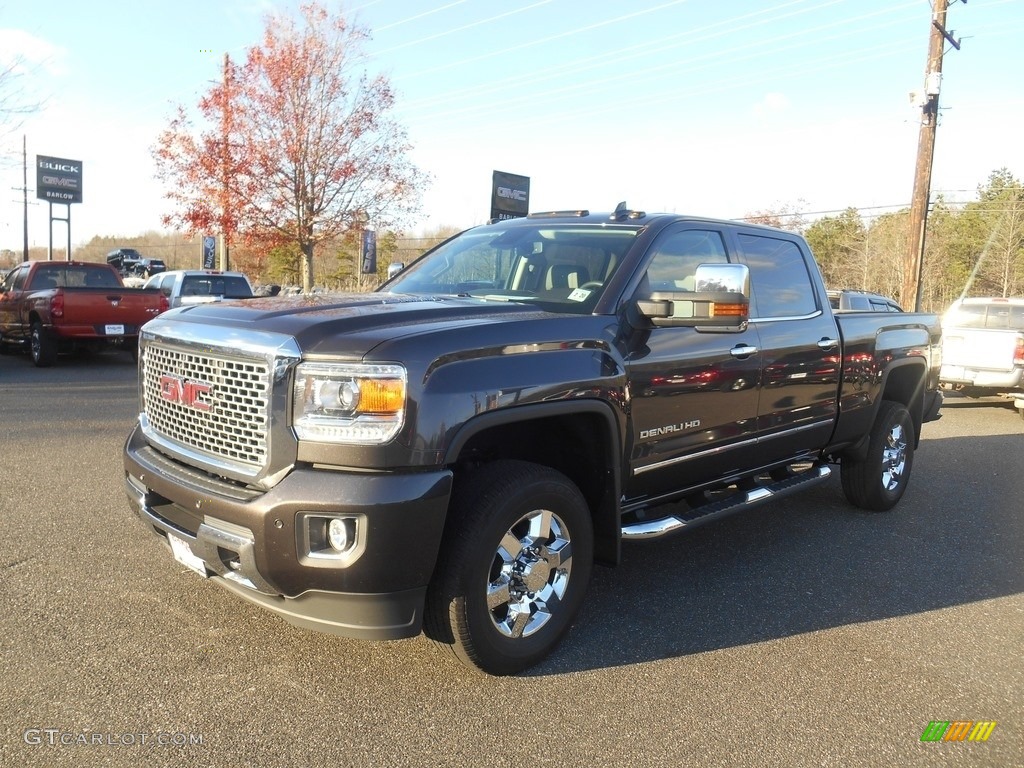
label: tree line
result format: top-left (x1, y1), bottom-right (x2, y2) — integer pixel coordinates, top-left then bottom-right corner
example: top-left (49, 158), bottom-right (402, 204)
top-left (2, 225), bottom-right (459, 290)
top-left (5, 166), bottom-right (1020, 312)
top-left (746, 168), bottom-right (1024, 313)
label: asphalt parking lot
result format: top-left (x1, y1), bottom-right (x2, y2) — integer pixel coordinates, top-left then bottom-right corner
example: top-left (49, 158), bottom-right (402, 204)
top-left (1, 349), bottom-right (1021, 767)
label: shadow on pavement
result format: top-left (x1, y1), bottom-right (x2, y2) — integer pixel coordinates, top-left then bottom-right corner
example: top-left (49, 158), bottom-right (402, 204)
top-left (532, 431), bottom-right (1023, 675)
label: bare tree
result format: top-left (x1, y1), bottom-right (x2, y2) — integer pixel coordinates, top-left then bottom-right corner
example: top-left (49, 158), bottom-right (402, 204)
top-left (0, 48), bottom-right (45, 164)
top-left (742, 200), bottom-right (808, 233)
top-left (969, 169), bottom-right (1024, 298)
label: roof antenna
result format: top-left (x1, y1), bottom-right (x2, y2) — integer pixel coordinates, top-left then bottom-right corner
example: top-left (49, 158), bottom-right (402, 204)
top-left (612, 201), bottom-right (627, 221)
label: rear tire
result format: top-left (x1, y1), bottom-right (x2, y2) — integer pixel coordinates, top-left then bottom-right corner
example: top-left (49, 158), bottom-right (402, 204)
top-left (30, 321), bottom-right (57, 367)
top-left (841, 400), bottom-right (914, 511)
top-left (425, 460), bottom-right (593, 675)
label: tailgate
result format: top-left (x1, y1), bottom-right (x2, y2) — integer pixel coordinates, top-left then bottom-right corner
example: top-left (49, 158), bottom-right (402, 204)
top-left (942, 328), bottom-right (1022, 371)
top-left (61, 289), bottom-right (160, 332)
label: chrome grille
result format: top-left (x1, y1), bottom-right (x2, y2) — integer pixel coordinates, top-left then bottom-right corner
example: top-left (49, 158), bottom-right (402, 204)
top-left (143, 343), bottom-right (270, 469)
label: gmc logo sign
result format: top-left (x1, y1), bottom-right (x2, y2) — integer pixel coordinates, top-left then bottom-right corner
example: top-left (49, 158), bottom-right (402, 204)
top-left (159, 375), bottom-right (212, 411)
top-left (497, 186), bottom-right (527, 201)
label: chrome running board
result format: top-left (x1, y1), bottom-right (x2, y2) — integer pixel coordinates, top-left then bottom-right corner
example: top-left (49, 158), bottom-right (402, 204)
top-left (621, 465), bottom-right (832, 541)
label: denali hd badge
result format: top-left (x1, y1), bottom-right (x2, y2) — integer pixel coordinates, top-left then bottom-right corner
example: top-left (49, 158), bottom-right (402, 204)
top-left (159, 375), bottom-right (212, 411)
top-left (639, 420), bottom-right (700, 439)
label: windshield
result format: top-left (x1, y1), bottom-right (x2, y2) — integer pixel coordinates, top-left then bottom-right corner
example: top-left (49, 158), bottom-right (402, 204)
top-left (384, 223), bottom-right (640, 314)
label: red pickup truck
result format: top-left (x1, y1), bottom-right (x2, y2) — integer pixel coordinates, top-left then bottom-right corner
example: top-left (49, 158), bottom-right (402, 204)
top-left (0, 261), bottom-right (168, 366)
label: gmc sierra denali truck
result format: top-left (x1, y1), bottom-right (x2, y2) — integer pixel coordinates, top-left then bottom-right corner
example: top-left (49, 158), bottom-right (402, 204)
top-left (123, 207), bottom-right (943, 675)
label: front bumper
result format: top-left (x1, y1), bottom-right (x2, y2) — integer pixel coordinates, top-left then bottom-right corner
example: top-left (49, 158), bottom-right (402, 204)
top-left (124, 424), bottom-right (452, 640)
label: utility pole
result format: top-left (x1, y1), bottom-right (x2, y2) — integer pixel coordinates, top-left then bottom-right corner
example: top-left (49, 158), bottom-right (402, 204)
top-left (23, 135), bottom-right (29, 260)
top-left (220, 52), bottom-right (232, 272)
top-left (905, 0), bottom-right (963, 311)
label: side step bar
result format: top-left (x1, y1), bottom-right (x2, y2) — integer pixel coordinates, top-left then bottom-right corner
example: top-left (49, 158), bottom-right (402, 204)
top-left (621, 465), bottom-right (832, 541)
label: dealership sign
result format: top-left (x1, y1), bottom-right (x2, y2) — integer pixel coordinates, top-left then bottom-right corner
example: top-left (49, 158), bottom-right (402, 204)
top-left (36, 155), bottom-right (83, 204)
top-left (202, 236), bottom-right (216, 269)
top-left (360, 229), bottom-right (377, 274)
top-left (490, 170), bottom-right (529, 221)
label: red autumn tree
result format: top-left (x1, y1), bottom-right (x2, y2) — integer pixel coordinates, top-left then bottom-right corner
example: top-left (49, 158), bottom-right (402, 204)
top-left (153, 2), bottom-right (427, 291)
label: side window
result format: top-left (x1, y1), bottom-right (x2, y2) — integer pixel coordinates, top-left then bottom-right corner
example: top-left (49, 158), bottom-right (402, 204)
top-left (3, 267), bottom-right (26, 292)
top-left (870, 298), bottom-right (900, 312)
top-left (642, 229), bottom-right (728, 294)
top-left (156, 274), bottom-right (173, 297)
top-left (737, 234), bottom-right (817, 318)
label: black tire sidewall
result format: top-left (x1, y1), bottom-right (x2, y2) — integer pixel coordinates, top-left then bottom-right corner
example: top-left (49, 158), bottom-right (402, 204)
top-left (842, 400), bottom-right (914, 511)
top-left (430, 461), bottom-right (593, 675)
top-left (30, 322), bottom-right (53, 367)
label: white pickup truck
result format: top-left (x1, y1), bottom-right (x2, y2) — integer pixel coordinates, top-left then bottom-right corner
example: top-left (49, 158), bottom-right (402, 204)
top-left (142, 270), bottom-right (255, 309)
top-left (940, 297), bottom-right (1024, 417)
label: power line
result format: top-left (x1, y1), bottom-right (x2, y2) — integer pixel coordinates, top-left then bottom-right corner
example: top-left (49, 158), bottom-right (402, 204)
top-left (391, 0), bottom-right (695, 82)
top-left (395, 0), bottom-right (904, 114)
top-left (394, 4), bottom-right (925, 133)
top-left (374, 1), bottom-right (555, 55)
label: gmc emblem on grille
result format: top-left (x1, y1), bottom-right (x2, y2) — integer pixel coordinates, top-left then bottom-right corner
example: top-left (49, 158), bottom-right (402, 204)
top-left (159, 375), bottom-right (212, 411)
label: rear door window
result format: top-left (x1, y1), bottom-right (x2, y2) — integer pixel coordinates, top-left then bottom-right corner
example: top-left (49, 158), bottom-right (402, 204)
top-left (736, 234), bottom-right (817, 318)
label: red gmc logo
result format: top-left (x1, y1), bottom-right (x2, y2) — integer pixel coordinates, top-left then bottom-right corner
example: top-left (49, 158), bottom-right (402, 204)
top-left (159, 375), bottom-right (212, 411)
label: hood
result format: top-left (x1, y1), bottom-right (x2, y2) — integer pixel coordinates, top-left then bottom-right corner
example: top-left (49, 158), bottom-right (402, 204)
top-left (160, 292), bottom-right (556, 358)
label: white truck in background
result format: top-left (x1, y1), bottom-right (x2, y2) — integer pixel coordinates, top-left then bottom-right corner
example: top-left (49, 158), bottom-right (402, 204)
top-left (143, 270), bottom-right (256, 309)
top-left (940, 297), bottom-right (1024, 418)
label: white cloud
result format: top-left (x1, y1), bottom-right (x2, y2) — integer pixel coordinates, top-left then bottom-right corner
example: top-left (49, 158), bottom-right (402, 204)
top-left (0, 29), bottom-right (66, 75)
top-left (753, 92), bottom-right (791, 117)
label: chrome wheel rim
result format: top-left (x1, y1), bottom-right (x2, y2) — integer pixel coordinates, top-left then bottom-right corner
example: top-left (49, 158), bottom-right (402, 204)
top-left (881, 420), bottom-right (907, 491)
top-left (487, 509), bottom-right (574, 639)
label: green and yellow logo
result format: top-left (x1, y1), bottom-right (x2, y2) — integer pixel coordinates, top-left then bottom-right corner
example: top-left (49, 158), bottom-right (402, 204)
top-left (920, 721), bottom-right (997, 742)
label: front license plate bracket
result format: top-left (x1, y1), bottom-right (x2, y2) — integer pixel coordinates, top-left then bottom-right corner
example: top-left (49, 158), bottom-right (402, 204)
top-left (168, 533), bottom-right (209, 577)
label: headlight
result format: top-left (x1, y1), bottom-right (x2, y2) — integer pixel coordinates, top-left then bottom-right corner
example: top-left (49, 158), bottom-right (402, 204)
top-left (292, 362), bottom-right (407, 444)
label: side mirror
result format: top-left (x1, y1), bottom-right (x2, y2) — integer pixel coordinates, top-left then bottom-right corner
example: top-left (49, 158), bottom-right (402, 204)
top-left (387, 262), bottom-right (405, 280)
top-left (636, 263), bottom-right (750, 332)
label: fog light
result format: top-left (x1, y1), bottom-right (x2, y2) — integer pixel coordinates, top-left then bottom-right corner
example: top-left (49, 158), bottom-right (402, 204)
top-left (327, 517), bottom-right (350, 552)
top-left (297, 512), bottom-right (364, 565)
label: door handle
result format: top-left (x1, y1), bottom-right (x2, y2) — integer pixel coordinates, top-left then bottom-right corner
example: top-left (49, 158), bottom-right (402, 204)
top-left (730, 344), bottom-right (758, 358)
top-left (817, 338), bottom-right (839, 350)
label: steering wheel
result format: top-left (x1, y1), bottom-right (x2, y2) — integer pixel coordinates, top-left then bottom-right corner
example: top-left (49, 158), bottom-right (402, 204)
top-left (578, 281), bottom-right (604, 291)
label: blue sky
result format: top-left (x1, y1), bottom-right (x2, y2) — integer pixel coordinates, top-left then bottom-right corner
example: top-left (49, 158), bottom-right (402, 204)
top-left (2, 0), bottom-right (1023, 250)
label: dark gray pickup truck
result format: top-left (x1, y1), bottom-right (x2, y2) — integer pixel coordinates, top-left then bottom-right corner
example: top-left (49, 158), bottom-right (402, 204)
top-left (124, 206), bottom-right (942, 675)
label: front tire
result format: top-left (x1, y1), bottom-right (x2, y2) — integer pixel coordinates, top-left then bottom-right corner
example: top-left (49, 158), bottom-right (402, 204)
top-left (841, 400), bottom-right (914, 511)
top-left (425, 460), bottom-right (593, 675)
